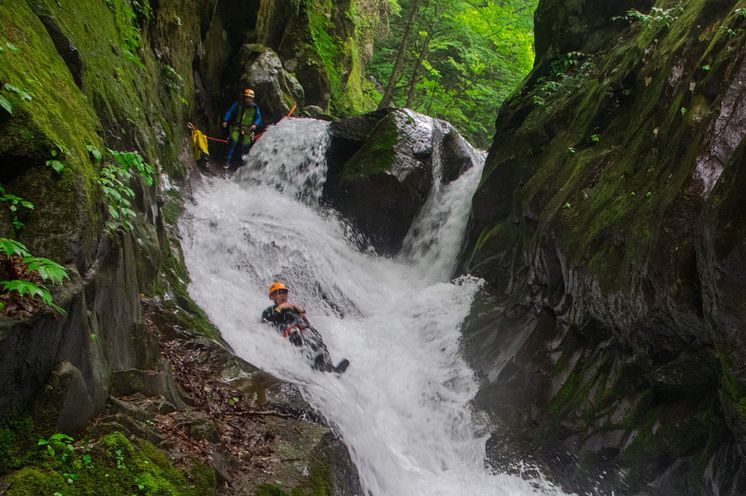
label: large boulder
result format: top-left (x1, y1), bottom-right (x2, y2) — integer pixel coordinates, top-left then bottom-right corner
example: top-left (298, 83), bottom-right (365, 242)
top-left (238, 43), bottom-right (305, 125)
top-left (324, 108), bottom-right (483, 255)
top-left (324, 109), bottom-right (433, 255)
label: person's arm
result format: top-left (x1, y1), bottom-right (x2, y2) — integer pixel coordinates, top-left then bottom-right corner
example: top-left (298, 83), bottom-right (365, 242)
top-left (222, 102), bottom-right (238, 128)
top-left (275, 301), bottom-right (304, 314)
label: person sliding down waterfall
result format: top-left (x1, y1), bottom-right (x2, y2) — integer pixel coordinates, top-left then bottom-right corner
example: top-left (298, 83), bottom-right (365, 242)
top-left (261, 282), bottom-right (350, 374)
top-left (221, 87), bottom-right (262, 168)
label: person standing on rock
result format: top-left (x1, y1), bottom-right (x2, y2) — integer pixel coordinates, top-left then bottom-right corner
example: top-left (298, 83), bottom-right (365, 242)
top-left (222, 87), bottom-right (262, 167)
top-left (261, 282), bottom-right (350, 374)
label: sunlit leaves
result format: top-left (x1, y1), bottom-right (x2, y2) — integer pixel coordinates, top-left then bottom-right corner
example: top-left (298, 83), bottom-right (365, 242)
top-left (368, 0), bottom-right (538, 146)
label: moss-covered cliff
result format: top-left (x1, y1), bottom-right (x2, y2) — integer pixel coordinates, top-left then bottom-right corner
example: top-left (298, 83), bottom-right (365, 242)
top-left (462, 0), bottom-right (746, 494)
top-left (0, 1), bottom-right (378, 494)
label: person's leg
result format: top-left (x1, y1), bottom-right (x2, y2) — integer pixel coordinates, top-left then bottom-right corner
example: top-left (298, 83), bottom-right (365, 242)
top-left (238, 134), bottom-right (253, 163)
top-left (225, 129), bottom-right (240, 163)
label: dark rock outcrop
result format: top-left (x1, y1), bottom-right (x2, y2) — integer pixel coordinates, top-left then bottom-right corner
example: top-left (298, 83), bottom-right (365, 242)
top-left (324, 109), bottom-right (432, 255)
top-left (462, 0), bottom-right (746, 494)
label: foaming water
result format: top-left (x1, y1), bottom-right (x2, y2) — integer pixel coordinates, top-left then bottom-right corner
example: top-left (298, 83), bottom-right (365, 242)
top-left (400, 120), bottom-right (487, 282)
top-left (180, 118), bottom-right (567, 496)
top-left (234, 118), bottom-right (331, 203)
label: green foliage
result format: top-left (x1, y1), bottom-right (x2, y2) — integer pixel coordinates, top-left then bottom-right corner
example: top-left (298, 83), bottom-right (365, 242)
top-left (0, 94), bottom-right (12, 114)
top-left (368, 0), bottom-right (537, 146)
top-left (3, 83), bottom-right (32, 101)
top-left (45, 144), bottom-right (69, 174)
top-left (162, 64), bottom-right (183, 95)
top-left (86, 144), bottom-right (103, 163)
top-left (531, 51), bottom-right (595, 109)
top-left (37, 433), bottom-right (75, 462)
top-left (613, 5), bottom-right (684, 29)
top-left (0, 236), bottom-right (69, 314)
top-left (110, 149), bottom-right (155, 186)
top-left (0, 184), bottom-right (34, 231)
top-left (99, 150), bottom-right (154, 233)
top-left (3, 431), bottom-right (215, 496)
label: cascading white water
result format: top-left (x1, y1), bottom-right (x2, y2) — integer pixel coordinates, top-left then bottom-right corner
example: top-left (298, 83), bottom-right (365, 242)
top-left (180, 117), bottom-right (567, 496)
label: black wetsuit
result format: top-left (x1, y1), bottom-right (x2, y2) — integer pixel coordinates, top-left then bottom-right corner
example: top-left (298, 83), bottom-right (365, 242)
top-left (261, 306), bottom-right (344, 372)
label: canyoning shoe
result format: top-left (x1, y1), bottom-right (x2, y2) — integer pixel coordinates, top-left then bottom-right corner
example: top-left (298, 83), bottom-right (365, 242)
top-left (334, 359), bottom-right (350, 374)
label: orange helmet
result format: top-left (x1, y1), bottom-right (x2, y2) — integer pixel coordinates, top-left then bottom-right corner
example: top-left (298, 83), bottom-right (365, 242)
top-left (243, 88), bottom-right (255, 98)
top-left (268, 281), bottom-right (288, 297)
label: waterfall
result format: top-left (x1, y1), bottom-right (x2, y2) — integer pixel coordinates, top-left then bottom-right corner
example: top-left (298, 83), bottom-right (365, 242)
top-left (180, 117), bottom-right (567, 496)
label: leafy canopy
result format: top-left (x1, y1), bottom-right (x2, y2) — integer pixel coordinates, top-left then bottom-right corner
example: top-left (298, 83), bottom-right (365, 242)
top-left (368, 0), bottom-right (537, 147)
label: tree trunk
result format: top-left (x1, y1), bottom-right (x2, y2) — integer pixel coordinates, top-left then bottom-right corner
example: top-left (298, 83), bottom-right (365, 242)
top-left (405, 26), bottom-right (435, 108)
top-left (378, 0), bottom-right (420, 109)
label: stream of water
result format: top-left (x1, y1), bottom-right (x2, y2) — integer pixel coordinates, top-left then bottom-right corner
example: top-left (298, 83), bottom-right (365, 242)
top-left (180, 117), bottom-right (566, 496)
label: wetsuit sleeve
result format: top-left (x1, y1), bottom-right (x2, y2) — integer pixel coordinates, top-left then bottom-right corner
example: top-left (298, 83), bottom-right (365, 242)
top-left (223, 101), bottom-right (239, 123)
top-left (261, 306), bottom-right (277, 324)
top-left (253, 105), bottom-right (262, 127)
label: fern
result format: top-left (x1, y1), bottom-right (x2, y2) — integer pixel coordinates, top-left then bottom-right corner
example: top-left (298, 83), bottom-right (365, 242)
top-left (0, 237), bottom-right (68, 315)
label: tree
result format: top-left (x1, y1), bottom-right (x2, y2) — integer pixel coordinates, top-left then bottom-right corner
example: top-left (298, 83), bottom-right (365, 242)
top-left (368, 0), bottom-right (538, 146)
top-left (378, 0), bottom-right (421, 109)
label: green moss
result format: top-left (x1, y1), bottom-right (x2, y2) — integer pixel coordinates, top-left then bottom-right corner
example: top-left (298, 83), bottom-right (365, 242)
top-left (28, 0), bottom-right (189, 175)
top-left (3, 431), bottom-right (215, 496)
top-left (0, 2), bottom-right (103, 255)
top-left (340, 114), bottom-right (398, 180)
top-left (300, 0), bottom-right (378, 115)
top-left (0, 415), bottom-right (40, 476)
top-left (547, 368), bottom-right (584, 416)
top-left (161, 189), bottom-right (184, 226)
top-left (3, 467), bottom-right (67, 495)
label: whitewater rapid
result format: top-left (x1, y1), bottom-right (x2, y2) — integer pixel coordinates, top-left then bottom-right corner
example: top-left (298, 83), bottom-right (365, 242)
top-left (180, 117), bottom-right (565, 496)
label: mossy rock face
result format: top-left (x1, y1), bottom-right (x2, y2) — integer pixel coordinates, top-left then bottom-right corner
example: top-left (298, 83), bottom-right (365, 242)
top-left (324, 109), bottom-right (433, 255)
top-left (253, 0), bottom-right (385, 116)
top-left (0, 1), bottom-right (103, 264)
top-left (462, 0), bottom-right (746, 493)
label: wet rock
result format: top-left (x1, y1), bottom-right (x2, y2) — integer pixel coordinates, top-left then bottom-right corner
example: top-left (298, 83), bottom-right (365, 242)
top-left (461, 0), bottom-right (746, 493)
top-left (108, 393), bottom-right (176, 421)
top-left (32, 361), bottom-right (94, 434)
top-left (238, 43), bottom-right (304, 125)
top-left (109, 359), bottom-right (187, 410)
top-left (650, 348), bottom-right (717, 395)
top-left (324, 109), bottom-right (434, 255)
top-left (440, 127), bottom-right (476, 185)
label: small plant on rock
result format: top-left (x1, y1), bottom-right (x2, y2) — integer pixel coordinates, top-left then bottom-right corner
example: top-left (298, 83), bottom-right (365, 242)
top-left (0, 237), bottom-right (69, 316)
top-left (99, 149), bottom-right (154, 233)
top-left (0, 184), bottom-right (34, 230)
top-left (613, 5), bottom-right (684, 29)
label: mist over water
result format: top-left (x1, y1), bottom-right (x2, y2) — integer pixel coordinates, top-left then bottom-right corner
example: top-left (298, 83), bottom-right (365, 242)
top-left (180, 118), bottom-right (566, 495)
